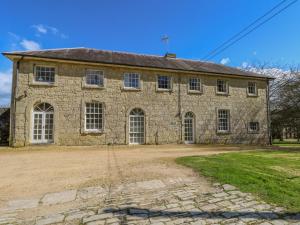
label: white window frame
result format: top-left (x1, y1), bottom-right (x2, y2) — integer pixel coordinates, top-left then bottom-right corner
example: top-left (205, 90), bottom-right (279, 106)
top-left (34, 65), bottom-right (56, 84)
top-left (247, 82), bottom-right (257, 96)
top-left (184, 112), bottom-right (195, 144)
top-left (216, 79), bottom-right (228, 95)
top-left (31, 103), bottom-right (54, 144)
top-left (217, 109), bottom-right (230, 133)
top-left (188, 77), bottom-right (202, 93)
top-left (84, 102), bottom-right (104, 132)
top-left (85, 69), bottom-right (104, 87)
top-left (128, 108), bottom-right (145, 144)
top-left (248, 121), bottom-right (259, 133)
top-left (157, 75), bottom-right (172, 91)
top-left (123, 73), bottom-right (141, 90)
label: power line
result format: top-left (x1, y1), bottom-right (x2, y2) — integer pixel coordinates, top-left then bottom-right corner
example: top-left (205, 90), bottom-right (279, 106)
top-left (202, 0), bottom-right (289, 60)
top-left (203, 0), bottom-right (298, 60)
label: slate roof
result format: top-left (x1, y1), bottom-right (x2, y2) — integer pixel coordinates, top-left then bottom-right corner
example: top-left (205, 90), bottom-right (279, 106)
top-left (2, 48), bottom-right (272, 79)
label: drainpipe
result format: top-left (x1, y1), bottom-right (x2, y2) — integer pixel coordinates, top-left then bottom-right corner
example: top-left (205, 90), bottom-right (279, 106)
top-left (178, 75), bottom-right (182, 143)
top-left (266, 79), bottom-right (272, 145)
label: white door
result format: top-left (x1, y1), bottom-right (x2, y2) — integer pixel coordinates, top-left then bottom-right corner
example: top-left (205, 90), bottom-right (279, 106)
top-left (129, 108), bottom-right (145, 144)
top-left (32, 103), bottom-right (54, 144)
top-left (184, 112), bottom-right (195, 144)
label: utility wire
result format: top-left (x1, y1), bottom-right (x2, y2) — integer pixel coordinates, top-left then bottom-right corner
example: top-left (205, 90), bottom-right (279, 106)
top-left (202, 0), bottom-right (289, 60)
top-left (203, 0), bottom-right (298, 60)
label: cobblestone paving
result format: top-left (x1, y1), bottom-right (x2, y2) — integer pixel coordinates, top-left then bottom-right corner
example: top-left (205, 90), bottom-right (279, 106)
top-left (0, 178), bottom-right (299, 225)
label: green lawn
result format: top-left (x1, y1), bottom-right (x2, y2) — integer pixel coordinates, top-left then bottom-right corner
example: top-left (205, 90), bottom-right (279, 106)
top-left (176, 150), bottom-right (300, 212)
top-left (273, 139), bottom-right (300, 147)
top-left (273, 143), bottom-right (300, 147)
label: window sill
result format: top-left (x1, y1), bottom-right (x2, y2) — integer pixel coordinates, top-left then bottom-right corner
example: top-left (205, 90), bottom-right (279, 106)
top-left (82, 85), bottom-right (105, 89)
top-left (248, 131), bottom-right (259, 134)
top-left (188, 90), bottom-right (203, 94)
top-left (217, 131), bottom-right (231, 135)
top-left (30, 82), bottom-right (57, 87)
top-left (247, 94), bottom-right (258, 97)
top-left (82, 130), bottom-right (104, 135)
top-left (216, 92), bottom-right (229, 96)
top-left (122, 87), bottom-right (142, 92)
top-left (156, 88), bottom-right (173, 92)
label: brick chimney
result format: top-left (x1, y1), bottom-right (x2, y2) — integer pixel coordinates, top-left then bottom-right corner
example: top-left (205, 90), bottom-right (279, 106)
top-left (164, 53), bottom-right (176, 59)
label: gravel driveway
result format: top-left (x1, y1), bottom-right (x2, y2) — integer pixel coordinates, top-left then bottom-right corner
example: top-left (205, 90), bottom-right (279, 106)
top-left (1, 145), bottom-right (299, 225)
top-left (0, 144), bottom-right (241, 207)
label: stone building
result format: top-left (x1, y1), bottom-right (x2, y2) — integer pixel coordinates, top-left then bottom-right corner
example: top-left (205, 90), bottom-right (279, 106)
top-left (3, 48), bottom-right (272, 147)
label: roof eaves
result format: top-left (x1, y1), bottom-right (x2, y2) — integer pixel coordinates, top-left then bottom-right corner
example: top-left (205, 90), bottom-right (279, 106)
top-left (2, 51), bottom-right (273, 80)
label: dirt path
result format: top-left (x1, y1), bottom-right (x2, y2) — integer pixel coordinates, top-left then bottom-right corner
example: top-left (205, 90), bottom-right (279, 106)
top-left (0, 144), bottom-right (246, 207)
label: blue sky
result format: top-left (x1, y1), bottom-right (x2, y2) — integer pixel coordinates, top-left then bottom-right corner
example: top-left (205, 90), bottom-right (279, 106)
top-left (0, 0), bottom-right (300, 105)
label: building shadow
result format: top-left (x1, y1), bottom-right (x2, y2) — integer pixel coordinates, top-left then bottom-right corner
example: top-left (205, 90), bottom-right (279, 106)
top-left (103, 207), bottom-right (300, 221)
top-left (0, 107), bottom-right (10, 146)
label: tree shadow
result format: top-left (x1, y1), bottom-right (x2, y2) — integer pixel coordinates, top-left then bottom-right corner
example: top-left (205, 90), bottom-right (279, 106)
top-left (103, 207), bottom-right (300, 221)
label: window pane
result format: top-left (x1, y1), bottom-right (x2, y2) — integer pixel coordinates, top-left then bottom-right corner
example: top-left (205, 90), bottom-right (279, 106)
top-left (249, 122), bottom-right (259, 132)
top-left (86, 70), bottom-right (104, 86)
top-left (189, 78), bottom-right (201, 91)
top-left (218, 110), bottom-right (229, 132)
top-left (35, 66), bottom-right (55, 83)
top-left (85, 102), bottom-right (103, 131)
top-left (129, 108), bottom-right (145, 144)
top-left (217, 80), bottom-right (227, 93)
top-left (124, 73), bottom-right (140, 88)
top-left (248, 82), bottom-right (256, 94)
top-left (158, 75), bottom-right (171, 89)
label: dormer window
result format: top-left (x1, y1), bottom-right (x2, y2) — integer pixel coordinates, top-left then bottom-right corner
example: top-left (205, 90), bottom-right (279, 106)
top-left (35, 66), bottom-right (55, 83)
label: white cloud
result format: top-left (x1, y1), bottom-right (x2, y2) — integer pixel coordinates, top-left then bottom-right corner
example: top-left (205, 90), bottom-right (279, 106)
top-left (48, 26), bottom-right (58, 34)
top-left (32, 24), bottom-right (47, 34)
top-left (220, 57), bottom-right (230, 65)
top-left (31, 24), bottom-right (68, 39)
top-left (241, 62), bottom-right (249, 68)
top-left (20, 39), bottom-right (41, 51)
top-left (0, 70), bottom-right (12, 106)
top-left (8, 32), bottom-right (21, 40)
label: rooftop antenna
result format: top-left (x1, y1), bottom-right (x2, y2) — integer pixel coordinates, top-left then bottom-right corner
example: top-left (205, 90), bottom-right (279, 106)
top-left (161, 35), bottom-right (170, 53)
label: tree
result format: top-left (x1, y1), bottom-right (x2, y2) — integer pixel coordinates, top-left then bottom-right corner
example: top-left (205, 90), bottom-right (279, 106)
top-left (242, 63), bottom-right (300, 142)
top-left (271, 66), bottom-right (300, 141)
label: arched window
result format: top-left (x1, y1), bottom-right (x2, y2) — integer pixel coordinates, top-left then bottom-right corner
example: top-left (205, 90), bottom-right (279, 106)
top-left (185, 112), bottom-right (194, 119)
top-left (32, 102), bottom-right (54, 143)
top-left (130, 108), bottom-right (144, 116)
top-left (34, 103), bottom-right (54, 112)
top-left (184, 112), bottom-right (195, 144)
top-left (129, 108), bottom-right (145, 144)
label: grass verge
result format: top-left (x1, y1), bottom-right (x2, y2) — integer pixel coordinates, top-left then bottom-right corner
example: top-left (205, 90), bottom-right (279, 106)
top-left (176, 150), bottom-right (300, 212)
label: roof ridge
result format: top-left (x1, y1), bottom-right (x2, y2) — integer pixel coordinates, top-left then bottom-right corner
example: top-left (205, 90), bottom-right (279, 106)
top-left (86, 48), bottom-right (165, 59)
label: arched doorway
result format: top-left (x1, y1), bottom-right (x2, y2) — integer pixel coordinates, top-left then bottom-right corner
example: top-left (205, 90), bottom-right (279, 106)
top-left (32, 102), bottom-right (54, 144)
top-left (129, 108), bottom-right (145, 144)
top-left (184, 112), bottom-right (195, 144)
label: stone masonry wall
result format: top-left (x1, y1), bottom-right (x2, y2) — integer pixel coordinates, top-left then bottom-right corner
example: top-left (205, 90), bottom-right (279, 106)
top-left (11, 59), bottom-right (268, 146)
